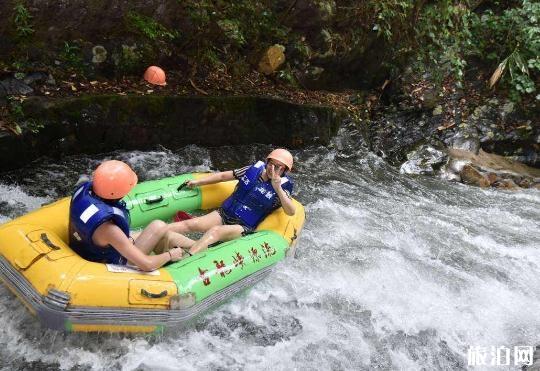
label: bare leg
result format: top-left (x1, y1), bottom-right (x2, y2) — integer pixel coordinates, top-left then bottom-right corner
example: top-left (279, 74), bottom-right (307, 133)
top-left (154, 230), bottom-right (196, 254)
top-left (133, 220), bottom-right (194, 255)
top-left (189, 224), bottom-right (244, 255)
top-left (168, 211), bottom-right (223, 234)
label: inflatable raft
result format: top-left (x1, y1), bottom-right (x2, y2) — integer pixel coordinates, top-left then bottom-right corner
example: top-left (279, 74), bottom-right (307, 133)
top-left (0, 173), bottom-right (304, 333)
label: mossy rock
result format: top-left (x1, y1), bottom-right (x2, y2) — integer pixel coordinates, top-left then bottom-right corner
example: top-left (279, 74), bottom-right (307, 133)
top-left (0, 94), bottom-right (345, 172)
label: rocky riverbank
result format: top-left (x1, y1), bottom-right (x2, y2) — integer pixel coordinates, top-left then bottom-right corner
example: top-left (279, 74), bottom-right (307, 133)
top-left (0, 0), bottom-right (538, 190)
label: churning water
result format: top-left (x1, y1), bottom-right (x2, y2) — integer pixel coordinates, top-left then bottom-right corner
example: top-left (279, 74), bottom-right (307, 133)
top-left (0, 128), bottom-right (539, 370)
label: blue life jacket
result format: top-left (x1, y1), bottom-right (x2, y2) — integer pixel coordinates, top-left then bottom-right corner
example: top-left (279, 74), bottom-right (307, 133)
top-left (68, 181), bottom-right (130, 264)
top-left (222, 161), bottom-right (294, 229)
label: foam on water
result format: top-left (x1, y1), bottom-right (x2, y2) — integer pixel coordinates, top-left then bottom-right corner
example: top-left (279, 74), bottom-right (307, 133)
top-left (0, 145), bottom-right (539, 370)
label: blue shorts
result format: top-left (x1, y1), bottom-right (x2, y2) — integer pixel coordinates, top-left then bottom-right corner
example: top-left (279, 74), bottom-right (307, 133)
top-left (217, 208), bottom-right (254, 235)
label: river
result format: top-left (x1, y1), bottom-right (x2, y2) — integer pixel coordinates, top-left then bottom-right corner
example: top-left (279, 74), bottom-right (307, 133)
top-left (0, 126), bottom-right (539, 370)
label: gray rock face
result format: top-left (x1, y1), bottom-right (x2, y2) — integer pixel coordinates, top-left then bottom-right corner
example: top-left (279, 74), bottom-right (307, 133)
top-left (0, 78), bottom-right (34, 97)
top-left (400, 144), bottom-right (448, 175)
top-left (0, 95), bottom-right (345, 172)
top-left (450, 131), bottom-right (480, 153)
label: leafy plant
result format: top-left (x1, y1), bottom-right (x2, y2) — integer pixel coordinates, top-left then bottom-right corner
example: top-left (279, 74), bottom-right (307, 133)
top-left (13, 1), bottom-right (34, 39)
top-left (217, 19), bottom-right (245, 47)
top-left (60, 41), bottom-right (84, 69)
top-left (477, 0), bottom-right (540, 100)
top-left (127, 12), bottom-right (179, 41)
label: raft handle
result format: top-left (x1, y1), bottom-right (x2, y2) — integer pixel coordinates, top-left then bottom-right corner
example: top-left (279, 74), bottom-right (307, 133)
top-left (40, 233), bottom-right (61, 250)
top-left (141, 288), bottom-right (168, 299)
top-left (177, 181), bottom-right (188, 192)
top-left (145, 195), bottom-right (164, 204)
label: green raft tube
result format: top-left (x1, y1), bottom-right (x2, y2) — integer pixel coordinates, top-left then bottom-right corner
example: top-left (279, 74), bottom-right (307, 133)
top-left (0, 173), bottom-right (305, 333)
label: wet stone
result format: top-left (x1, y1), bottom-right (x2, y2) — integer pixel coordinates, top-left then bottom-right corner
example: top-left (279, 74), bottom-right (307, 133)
top-left (400, 144), bottom-right (448, 175)
top-left (460, 164), bottom-right (490, 188)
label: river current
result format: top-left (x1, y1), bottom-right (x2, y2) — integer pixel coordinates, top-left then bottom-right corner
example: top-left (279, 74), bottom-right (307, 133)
top-left (0, 127), bottom-right (539, 370)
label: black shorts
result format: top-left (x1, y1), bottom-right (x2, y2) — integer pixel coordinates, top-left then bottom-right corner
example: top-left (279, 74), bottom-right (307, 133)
top-left (217, 208), bottom-right (254, 235)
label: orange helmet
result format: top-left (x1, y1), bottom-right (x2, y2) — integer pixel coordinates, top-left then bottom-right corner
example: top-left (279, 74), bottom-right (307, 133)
top-left (143, 66), bottom-right (167, 86)
top-left (92, 160), bottom-right (138, 200)
top-left (266, 148), bottom-right (293, 171)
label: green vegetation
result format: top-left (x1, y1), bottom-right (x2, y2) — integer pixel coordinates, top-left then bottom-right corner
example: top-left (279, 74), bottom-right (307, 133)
top-left (374, 0), bottom-right (539, 101)
top-left (471, 0), bottom-right (540, 100)
top-left (127, 12), bottom-right (179, 41)
top-left (60, 41), bottom-right (84, 71)
top-left (182, 0), bottom-right (288, 68)
top-left (13, 1), bottom-right (34, 39)
top-left (1, 0), bottom-right (537, 103)
top-left (6, 97), bottom-right (45, 135)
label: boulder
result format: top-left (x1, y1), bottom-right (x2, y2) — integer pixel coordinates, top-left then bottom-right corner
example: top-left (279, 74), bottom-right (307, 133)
top-left (400, 144), bottom-right (448, 175)
top-left (460, 164), bottom-right (490, 187)
top-left (92, 45), bottom-right (108, 64)
top-left (450, 131), bottom-right (480, 154)
top-left (0, 77), bottom-right (34, 97)
top-left (493, 178), bottom-right (518, 190)
top-left (258, 45), bottom-right (286, 75)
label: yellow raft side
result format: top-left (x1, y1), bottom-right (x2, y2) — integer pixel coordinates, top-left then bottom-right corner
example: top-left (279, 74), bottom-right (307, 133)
top-left (0, 198), bottom-right (177, 309)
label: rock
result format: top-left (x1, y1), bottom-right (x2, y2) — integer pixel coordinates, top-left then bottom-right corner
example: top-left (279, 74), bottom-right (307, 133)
top-left (447, 157), bottom-right (471, 174)
top-left (400, 144), bottom-right (448, 175)
top-left (450, 131), bottom-right (480, 153)
top-left (22, 72), bottom-right (48, 86)
top-left (420, 87), bottom-right (440, 110)
top-left (305, 66), bottom-right (324, 80)
top-left (494, 178), bottom-right (518, 190)
top-left (439, 168), bottom-right (461, 182)
top-left (92, 45), bottom-right (108, 64)
top-left (448, 148), bottom-right (540, 179)
top-left (500, 101), bottom-right (514, 117)
top-left (258, 44), bottom-right (286, 75)
top-left (460, 164), bottom-right (490, 187)
top-left (517, 178), bottom-right (531, 188)
top-left (0, 95), bottom-right (345, 172)
top-left (486, 172), bottom-right (498, 185)
top-left (46, 74), bottom-right (56, 86)
top-left (0, 77), bottom-right (34, 97)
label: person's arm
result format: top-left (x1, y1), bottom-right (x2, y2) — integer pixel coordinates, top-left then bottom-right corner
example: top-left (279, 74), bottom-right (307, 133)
top-left (93, 222), bottom-right (183, 271)
top-left (268, 165), bottom-right (296, 216)
top-left (186, 170), bottom-right (235, 188)
top-left (273, 184), bottom-right (296, 216)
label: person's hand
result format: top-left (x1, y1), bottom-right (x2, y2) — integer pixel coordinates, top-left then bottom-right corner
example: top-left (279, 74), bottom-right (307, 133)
top-left (168, 247), bottom-right (184, 261)
top-left (185, 180), bottom-right (199, 188)
top-left (268, 163), bottom-right (283, 188)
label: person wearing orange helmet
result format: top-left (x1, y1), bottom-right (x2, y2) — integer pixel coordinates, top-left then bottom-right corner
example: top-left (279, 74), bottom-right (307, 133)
top-left (168, 149), bottom-right (297, 255)
top-left (69, 160), bottom-right (191, 271)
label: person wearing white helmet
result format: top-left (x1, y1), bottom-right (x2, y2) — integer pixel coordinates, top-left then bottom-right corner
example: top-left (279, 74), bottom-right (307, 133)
top-left (168, 149), bottom-right (297, 255)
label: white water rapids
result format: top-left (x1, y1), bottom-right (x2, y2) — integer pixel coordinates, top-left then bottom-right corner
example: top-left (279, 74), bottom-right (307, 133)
top-left (0, 138), bottom-right (539, 370)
